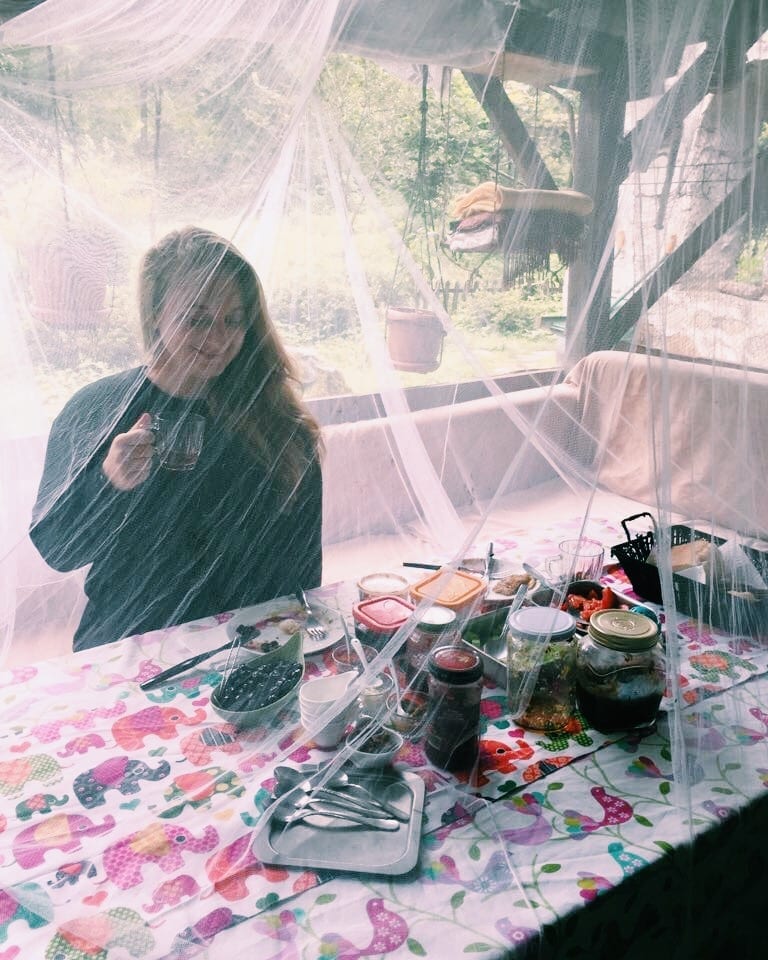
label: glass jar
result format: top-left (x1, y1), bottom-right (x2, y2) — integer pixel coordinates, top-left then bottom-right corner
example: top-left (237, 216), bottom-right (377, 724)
top-left (423, 645), bottom-right (483, 771)
top-left (506, 606), bottom-right (577, 732)
top-left (575, 609), bottom-right (664, 732)
top-left (356, 572), bottom-right (411, 601)
top-left (405, 604), bottom-right (460, 695)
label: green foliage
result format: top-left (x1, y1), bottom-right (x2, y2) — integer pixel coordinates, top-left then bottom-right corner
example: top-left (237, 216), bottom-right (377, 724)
top-left (453, 286), bottom-right (561, 336)
top-left (2, 43), bottom-right (574, 410)
top-left (735, 231), bottom-right (768, 284)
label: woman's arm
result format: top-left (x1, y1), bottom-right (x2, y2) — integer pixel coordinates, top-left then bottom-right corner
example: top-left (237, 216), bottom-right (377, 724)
top-left (295, 453), bottom-right (323, 589)
top-left (29, 388), bottom-right (137, 572)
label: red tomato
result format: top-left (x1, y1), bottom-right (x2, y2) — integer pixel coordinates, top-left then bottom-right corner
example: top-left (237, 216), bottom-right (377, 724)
top-left (600, 587), bottom-right (617, 609)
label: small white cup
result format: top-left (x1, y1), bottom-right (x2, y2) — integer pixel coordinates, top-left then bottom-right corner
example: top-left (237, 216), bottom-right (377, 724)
top-left (300, 700), bottom-right (355, 748)
top-left (299, 672), bottom-right (356, 707)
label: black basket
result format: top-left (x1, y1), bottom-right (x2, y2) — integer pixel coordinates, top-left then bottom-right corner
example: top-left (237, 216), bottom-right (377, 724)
top-left (610, 513), bottom-right (768, 634)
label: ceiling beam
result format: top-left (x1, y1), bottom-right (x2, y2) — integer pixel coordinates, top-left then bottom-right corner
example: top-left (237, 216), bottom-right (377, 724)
top-left (462, 71), bottom-right (558, 190)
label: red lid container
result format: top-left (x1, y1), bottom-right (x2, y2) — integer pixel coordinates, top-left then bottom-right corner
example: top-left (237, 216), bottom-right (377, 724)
top-left (352, 594), bottom-right (415, 649)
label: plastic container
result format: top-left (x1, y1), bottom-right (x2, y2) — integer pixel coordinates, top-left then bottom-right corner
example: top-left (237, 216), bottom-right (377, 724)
top-left (423, 645), bottom-right (483, 771)
top-left (405, 604), bottom-right (460, 694)
top-left (410, 569), bottom-right (485, 619)
top-left (356, 572), bottom-right (411, 601)
top-left (575, 609), bottom-right (664, 732)
top-left (352, 594), bottom-right (414, 651)
top-left (506, 606), bottom-right (577, 732)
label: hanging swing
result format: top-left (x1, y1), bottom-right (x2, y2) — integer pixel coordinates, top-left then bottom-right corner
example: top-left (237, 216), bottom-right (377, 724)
top-left (384, 65), bottom-right (446, 373)
top-left (447, 86), bottom-right (594, 286)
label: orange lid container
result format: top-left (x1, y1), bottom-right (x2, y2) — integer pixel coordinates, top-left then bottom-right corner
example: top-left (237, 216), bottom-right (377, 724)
top-left (409, 569), bottom-right (485, 616)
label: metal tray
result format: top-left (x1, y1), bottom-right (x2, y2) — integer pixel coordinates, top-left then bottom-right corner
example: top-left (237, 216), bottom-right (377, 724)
top-left (460, 607), bottom-right (509, 687)
top-left (252, 769), bottom-right (425, 876)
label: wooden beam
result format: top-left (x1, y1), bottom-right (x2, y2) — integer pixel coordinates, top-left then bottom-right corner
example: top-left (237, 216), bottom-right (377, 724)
top-left (605, 154), bottom-right (768, 346)
top-left (622, 0), bottom-right (768, 176)
top-left (710, 0), bottom-right (767, 92)
top-left (620, 48), bottom-right (717, 177)
top-left (462, 72), bottom-right (558, 191)
top-left (565, 50), bottom-right (629, 360)
top-left (500, 5), bottom-right (626, 92)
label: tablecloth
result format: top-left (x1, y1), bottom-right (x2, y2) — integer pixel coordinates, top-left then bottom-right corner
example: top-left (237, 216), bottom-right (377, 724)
top-left (2, 517), bottom-right (767, 959)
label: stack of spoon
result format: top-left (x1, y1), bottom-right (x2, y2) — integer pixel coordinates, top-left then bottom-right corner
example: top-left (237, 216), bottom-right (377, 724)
top-left (270, 765), bottom-right (408, 830)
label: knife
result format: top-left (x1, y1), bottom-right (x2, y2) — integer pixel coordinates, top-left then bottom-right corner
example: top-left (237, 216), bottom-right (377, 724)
top-left (139, 638), bottom-right (239, 691)
top-left (484, 541), bottom-right (494, 579)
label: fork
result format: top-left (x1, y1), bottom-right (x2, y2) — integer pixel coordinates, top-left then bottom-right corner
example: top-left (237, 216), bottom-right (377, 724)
top-left (296, 588), bottom-right (326, 643)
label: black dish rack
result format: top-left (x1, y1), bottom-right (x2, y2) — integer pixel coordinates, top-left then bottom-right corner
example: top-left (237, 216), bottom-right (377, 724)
top-left (610, 512), bottom-right (768, 634)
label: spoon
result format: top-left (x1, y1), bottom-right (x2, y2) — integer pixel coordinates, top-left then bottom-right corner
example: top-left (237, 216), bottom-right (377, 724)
top-left (269, 793), bottom-right (400, 831)
top-left (486, 582), bottom-right (528, 659)
top-left (351, 637), bottom-right (370, 671)
top-left (273, 765), bottom-right (408, 821)
top-left (522, 561), bottom-right (558, 591)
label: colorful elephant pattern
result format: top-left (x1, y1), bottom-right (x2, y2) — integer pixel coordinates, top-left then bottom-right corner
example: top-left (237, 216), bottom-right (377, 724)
top-left (2, 562), bottom-right (768, 958)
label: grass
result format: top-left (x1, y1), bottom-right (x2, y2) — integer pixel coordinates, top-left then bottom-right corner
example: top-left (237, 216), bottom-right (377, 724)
top-left (306, 326), bottom-right (560, 396)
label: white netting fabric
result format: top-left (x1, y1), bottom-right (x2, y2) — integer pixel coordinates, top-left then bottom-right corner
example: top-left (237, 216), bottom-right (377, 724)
top-left (1, 0), bottom-right (767, 954)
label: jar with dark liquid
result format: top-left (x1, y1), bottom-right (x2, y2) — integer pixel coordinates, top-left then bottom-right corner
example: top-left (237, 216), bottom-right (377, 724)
top-left (574, 610), bottom-right (664, 732)
top-left (423, 645), bottom-right (483, 772)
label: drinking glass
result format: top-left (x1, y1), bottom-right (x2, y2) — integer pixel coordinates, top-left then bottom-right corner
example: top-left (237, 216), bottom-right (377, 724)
top-left (151, 413), bottom-right (205, 471)
top-left (545, 537), bottom-right (605, 583)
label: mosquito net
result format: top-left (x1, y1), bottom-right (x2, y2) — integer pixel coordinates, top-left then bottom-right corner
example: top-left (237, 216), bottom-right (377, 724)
top-left (1, 0), bottom-right (767, 953)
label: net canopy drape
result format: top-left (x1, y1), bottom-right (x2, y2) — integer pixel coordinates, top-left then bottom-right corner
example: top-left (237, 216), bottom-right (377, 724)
top-left (1, 0), bottom-right (767, 950)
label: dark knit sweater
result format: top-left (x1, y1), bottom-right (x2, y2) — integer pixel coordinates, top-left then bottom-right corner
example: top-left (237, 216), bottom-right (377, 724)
top-left (30, 367), bottom-right (322, 651)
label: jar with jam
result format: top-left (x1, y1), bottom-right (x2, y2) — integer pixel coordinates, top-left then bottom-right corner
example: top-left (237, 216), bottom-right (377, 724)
top-left (506, 606), bottom-right (577, 732)
top-left (405, 604), bottom-right (459, 695)
top-left (574, 609), bottom-right (664, 732)
top-left (423, 645), bottom-right (483, 772)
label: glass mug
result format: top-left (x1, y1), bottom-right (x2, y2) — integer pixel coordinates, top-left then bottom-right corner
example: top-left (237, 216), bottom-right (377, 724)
top-left (545, 537), bottom-right (604, 584)
top-left (151, 414), bottom-right (206, 471)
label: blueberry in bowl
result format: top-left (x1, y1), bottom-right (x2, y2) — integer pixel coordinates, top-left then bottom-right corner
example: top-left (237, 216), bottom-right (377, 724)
top-left (211, 631), bottom-right (304, 727)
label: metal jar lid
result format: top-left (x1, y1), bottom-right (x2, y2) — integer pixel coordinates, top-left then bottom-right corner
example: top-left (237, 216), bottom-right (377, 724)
top-left (587, 609), bottom-right (659, 652)
top-left (416, 604), bottom-right (457, 633)
top-left (507, 606), bottom-right (576, 642)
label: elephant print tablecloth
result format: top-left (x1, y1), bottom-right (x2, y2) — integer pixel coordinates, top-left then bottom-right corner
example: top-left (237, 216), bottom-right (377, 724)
top-left (2, 527), bottom-right (768, 959)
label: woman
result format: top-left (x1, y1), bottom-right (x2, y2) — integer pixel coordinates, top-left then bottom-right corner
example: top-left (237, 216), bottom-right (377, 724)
top-left (30, 227), bottom-right (323, 651)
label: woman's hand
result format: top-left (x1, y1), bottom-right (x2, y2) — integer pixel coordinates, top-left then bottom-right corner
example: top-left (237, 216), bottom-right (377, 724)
top-left (102, 413), bottom-right (155, 491)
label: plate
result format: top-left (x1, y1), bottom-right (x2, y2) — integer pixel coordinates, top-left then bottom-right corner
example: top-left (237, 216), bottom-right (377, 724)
top-left (485, 571), bottom-right (538, 604)
top-left (225, 596), bottom-right (345, 655)
top-left (252, 769), bottom-right (425, 876)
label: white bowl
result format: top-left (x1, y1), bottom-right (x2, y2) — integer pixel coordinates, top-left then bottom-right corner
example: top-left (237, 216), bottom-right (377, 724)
top-left (346, 726), bottom-right (404, 769)
top-left (301, 710), bottom-right (353, 748)
top-left (299, 671), bottom-right (356, 707)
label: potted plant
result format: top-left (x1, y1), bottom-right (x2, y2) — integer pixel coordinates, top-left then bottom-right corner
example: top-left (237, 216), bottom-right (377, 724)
top-left (384, 305), bottom-right (445, 373)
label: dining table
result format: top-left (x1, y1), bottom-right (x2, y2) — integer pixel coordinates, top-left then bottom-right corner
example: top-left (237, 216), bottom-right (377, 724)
top-left (1, 515), bottom-right (767, 960)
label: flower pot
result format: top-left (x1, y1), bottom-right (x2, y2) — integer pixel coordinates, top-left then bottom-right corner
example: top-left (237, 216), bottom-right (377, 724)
top-left (385, 306), bottom-right (445, 373)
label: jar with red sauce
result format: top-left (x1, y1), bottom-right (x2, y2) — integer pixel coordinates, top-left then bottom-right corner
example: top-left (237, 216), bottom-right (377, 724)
top-left (423, 645), bottom-right (483, 771)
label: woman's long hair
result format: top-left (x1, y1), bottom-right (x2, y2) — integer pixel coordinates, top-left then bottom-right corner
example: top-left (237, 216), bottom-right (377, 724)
top-left (139, 226), bottom-right (322, 497)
